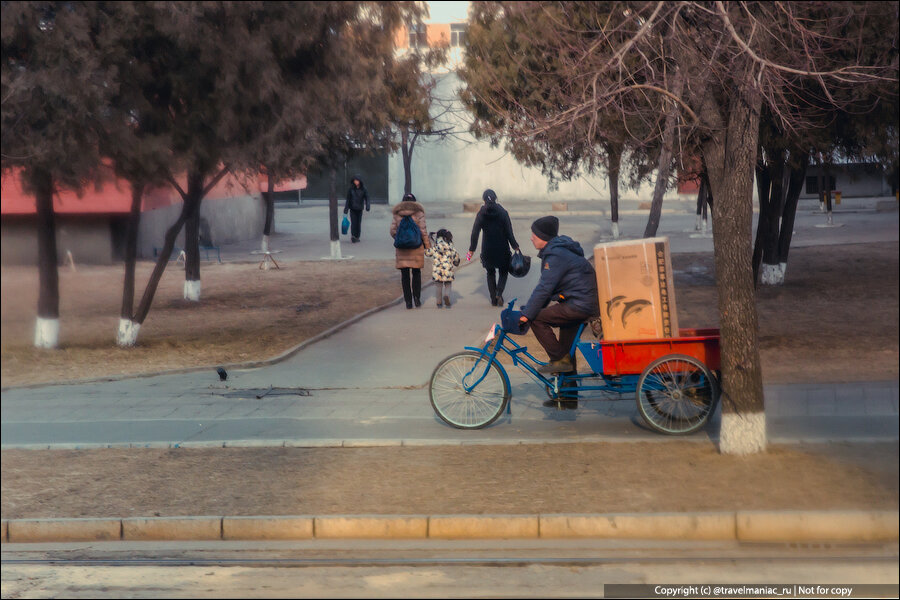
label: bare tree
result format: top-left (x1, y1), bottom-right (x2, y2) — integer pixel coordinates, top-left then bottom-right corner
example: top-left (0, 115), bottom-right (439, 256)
top-left (462, 1), bottom-right (898, 454)
top-left (2, 2), bottom-right (113, 349)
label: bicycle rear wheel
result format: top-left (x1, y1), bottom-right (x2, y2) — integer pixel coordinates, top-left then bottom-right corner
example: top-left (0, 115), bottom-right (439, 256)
top-left (429, 351), bottom-right (510, 429)
top-left (636, 354), bottom-right (718, 435)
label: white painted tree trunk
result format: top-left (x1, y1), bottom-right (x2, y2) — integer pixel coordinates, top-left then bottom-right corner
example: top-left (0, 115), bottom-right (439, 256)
top-left (261, 235), bottom-right (269, 253)
top-left (330, 240), bottom-right (343, 259)
top-left (694, 214), bottom-right (702, 231)
top-left (719, 412), bottom-right (767, 455)
top-left (34, 317), bottom-right (59, 349)
top-left (760, 263), bottom-right (784, 285)
top-left (611, 221), bottom-right (620, 239)
top-left (184, 279), bottom-right (202, 301)
top-left (116, 318), bottom-right (141, 347)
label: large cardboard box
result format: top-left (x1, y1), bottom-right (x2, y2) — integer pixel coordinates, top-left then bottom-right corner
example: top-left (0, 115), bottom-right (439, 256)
top-left (593, 237), bottom-right (679, 340)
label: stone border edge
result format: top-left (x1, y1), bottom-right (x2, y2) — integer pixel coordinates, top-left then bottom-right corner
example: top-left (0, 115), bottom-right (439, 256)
top-left (3, 511), bottom-right (896, 544)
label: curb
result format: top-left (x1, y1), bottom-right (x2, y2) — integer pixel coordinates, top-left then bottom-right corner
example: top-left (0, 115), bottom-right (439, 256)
top-left (3, 511), bottom-right (897, 544)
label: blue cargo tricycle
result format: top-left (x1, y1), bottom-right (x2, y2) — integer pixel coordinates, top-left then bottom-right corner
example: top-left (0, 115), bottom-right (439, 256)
top-left (428, 300), bottom-right (721, 435)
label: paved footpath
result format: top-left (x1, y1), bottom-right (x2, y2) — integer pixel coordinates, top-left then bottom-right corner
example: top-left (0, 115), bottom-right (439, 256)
top-left (2, 196), bottom-right (898, 450)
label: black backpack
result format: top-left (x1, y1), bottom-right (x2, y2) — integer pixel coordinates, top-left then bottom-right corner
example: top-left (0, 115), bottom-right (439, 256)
top-left (394, 214), bottom-right (423, 249)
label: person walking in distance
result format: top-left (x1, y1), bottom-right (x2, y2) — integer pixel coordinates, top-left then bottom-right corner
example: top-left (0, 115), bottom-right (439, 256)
top-left (343, 174), bottom-right (370, 243)
top-left (390, 193), bottom-right (430, 309)
top-left (425, 229), bottom-right (461, 308)
top-left (466, 189), bottom-right (520, 306)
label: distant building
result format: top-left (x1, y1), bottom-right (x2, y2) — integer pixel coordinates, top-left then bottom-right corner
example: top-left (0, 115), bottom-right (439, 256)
top-left (0, 168), bottom-right (301, 265)
top-left (800, 162), bottom-right (893, 199)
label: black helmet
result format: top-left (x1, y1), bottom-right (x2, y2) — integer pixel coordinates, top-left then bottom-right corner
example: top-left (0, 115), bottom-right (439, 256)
top-left (508, 249), bottom-right (531, 278)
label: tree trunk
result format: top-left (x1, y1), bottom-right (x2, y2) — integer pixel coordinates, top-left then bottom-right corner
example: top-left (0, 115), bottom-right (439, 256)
top-left (117, 182), bottom-right (144, 347)
top-left (262, 172), bottom-right (275, 252)
top-left (701, 87), bottom-right (766, 455)
top-left (775, 153), bottom-right (809, 274)
top-left (328, 165), bottom-right (342, 259)
top-left (32, 168), bottom-right (60, 349)
top-left (607, 141), bottom-right (622, 239)
top-left (751, 156), bottom-right (772, 287)
top-left (644, 70), bottom-right (684, 238)
top-left (183, 171), bottom-right (203, 301)
top-left (823, 162), bottom-right (834, 217)
top-left (760, 149), bottom-right (785, 283)
top-left (133, 196), bottom-right (196, 325)
top-left (694, 176), bottom-right (711, 232)
top-left (401, 127), bottom-right (412, 195)
top-left (816, 161), bottom-right (825, 212)
top-left (752, 146), bottom-right (786, 287)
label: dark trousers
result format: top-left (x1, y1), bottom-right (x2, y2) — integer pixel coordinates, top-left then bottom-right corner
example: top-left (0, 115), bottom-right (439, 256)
top-left (400, 267), bottom-right (421, 306)
top-left (349, 209), bottom-right (363, 239)
top-left (485, 266), bottom-right (509, 302)
top-left (531, 302), bottom-right (597, 362)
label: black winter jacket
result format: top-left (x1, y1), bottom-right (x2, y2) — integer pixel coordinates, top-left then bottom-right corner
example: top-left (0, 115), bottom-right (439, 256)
top-left (521, 235), bottom-right (600, 320)
top-left (344, 176), bottom-right (370, 212)
top-left (468, 202), bottom-right (519, 270)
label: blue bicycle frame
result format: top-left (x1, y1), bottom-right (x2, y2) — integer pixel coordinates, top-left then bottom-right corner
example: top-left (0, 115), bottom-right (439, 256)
top-left (460, 322), bottom-right (642, 414)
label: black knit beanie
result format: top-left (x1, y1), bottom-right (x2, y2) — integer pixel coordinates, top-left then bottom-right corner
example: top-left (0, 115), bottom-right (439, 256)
top-left (531, 216), bottom-right (559, 241)
top-left (482, 189), bottom-right (497, 203)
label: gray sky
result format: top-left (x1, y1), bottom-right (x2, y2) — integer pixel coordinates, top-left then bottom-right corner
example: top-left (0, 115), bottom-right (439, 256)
top-left (426, 1), bottom-right (470, 23)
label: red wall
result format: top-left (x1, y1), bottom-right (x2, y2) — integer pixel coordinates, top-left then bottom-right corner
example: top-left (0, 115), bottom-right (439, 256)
top-left (1, 168), bottom-right (306, 215)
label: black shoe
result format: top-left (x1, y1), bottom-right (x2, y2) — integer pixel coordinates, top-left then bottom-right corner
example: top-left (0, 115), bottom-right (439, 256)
top-left (490, 296), bottom-right (497, 306)
top-left (495, 293), bottom-right (503, 306)
top-left (406, 302), bottom-right (413, 309)
top-left (351, 237), bottom-right (359, 243)
top-left (542, 399), bottom-right (578, 410)
top-left (413, 297), bottom-right (421, 308)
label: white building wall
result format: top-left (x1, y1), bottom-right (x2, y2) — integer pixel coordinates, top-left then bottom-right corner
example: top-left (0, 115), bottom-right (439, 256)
top-left (387, 70), bottom-right (682, 205)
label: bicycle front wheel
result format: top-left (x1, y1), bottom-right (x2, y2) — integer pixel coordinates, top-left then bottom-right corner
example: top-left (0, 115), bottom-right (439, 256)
top-left (429, 351), bottom-right (510, 429)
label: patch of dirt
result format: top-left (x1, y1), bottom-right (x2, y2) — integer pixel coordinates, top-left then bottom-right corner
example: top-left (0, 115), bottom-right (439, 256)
top-left (1, 442), bottom-right (896, 519)
top-left (671, 242), bottom-right (899, 383)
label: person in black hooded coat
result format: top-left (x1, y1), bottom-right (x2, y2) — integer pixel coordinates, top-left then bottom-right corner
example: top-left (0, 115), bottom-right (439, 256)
top-left (467, 189), bottom-right (520, 306)
top-left (343, 174), bottom-right (370, 243)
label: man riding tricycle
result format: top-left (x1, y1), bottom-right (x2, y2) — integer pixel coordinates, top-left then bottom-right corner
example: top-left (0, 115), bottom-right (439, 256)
top-left (428, 216), bottom-right (720, 435)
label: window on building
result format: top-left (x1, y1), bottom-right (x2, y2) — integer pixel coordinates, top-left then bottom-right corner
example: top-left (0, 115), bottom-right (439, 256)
top-left (806, 175), bottom-right (837, 195)
top-left (409, 24), bottom-right (428, 48)
top-left (450, 23), bottom-right (467, 47)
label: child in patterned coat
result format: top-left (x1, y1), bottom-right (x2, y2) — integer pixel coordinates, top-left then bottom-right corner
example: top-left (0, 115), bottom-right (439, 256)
top-left (425, 229), bottom-right (461, 308)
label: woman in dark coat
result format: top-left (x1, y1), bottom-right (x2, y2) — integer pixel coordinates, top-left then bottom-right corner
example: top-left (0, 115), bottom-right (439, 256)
top-left (343, 174), bottom-right (370, 243)
top-left (466, 189), bottom-right (520, 306)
